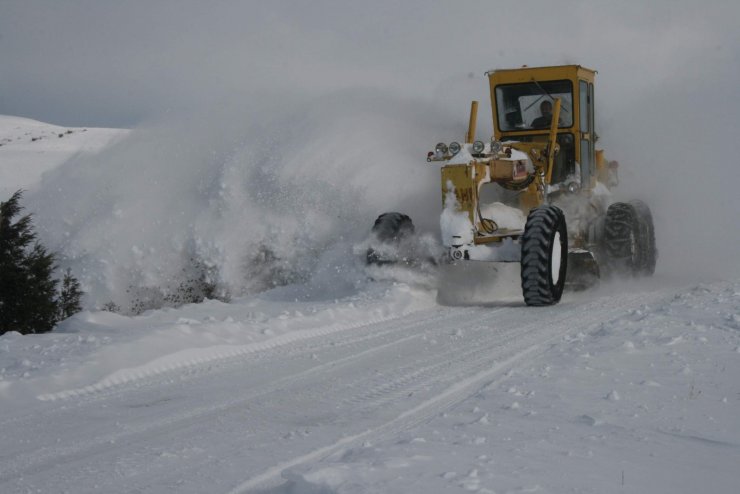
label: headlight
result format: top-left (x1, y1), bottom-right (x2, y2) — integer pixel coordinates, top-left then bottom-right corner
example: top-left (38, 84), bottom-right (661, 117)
top-left (490, 140), bottom-right (503, 154)
top-left (435, 142), bottom-right (448, 155)
top-left (448, 141), bottom-right (461, 155)
top-left (472, 140), bottom-right (485, 154)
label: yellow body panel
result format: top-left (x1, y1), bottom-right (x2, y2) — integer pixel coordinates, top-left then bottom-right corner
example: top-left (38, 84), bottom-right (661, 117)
top-left (440, 164), bottom-right (481, 225)
top-left (441, 155), bottom-right (533, 237)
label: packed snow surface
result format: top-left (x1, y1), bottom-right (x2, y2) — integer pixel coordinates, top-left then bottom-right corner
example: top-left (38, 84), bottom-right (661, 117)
top-left (1, 117), bottom-right (739, 493)
top-left (2, 275), bottom-right (739, 493)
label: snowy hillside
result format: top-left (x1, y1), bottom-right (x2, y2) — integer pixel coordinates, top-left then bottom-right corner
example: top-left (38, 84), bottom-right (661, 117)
top-left (1, 115), bottom-right (739, 492)
top-left (0, 115), bottom-right (126, 201)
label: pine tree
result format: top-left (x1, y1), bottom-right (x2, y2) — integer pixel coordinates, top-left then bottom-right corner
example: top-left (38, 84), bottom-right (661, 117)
top-left (58, 268), bottom-right (83, 320)
top-left (0, 190), bottom-right (60, 334)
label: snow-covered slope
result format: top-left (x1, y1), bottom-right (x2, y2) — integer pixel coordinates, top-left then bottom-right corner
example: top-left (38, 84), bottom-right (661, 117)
top-left (0, 115), bottom-right (126, 200)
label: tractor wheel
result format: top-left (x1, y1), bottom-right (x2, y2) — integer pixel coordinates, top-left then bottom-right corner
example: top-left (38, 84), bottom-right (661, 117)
top-left (521, 206), bottom-right (568, 306)
top-left (630, 200), bottom-right (657, 275)
top-left (366, 212), bottom-right (415, 264)
top-left (603, 201), bottom-right (656, 276)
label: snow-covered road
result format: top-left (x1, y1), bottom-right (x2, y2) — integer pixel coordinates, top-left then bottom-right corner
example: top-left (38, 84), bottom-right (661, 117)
top-left (2, 116), bottom-right (739, 493)
top-left (3, 279), bottom-right (738, 493)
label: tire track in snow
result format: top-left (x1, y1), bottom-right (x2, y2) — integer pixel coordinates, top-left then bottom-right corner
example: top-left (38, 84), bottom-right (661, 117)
top-left (1, 289), bottom-right (674, 494)
top-left (0, 306), bottom-right (467, 486)
top-left (227, 290), bottom-right (669, 493)
top-left (335, 295), bottom-right (620, 416)
top-left (34, 296), bottom-right (443, 402)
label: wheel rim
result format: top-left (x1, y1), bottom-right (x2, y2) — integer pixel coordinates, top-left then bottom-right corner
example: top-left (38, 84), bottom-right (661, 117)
top-left (551, 231), bottom-right (562, 285)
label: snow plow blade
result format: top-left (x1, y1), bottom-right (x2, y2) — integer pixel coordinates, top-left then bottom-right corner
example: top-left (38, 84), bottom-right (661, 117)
top-left (437, 261), bottom-right (523, 306)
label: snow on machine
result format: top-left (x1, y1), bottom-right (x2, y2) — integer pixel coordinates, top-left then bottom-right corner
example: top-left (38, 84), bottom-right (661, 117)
top-left (367, 64), bottom-right (657, 305)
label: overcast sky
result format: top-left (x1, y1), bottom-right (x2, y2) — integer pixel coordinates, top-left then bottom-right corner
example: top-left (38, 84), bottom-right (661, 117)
top-left (2, 0), bottom-right (738, 128)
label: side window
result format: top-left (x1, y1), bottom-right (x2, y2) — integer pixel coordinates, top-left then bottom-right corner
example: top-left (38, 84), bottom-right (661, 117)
top-left (580, 138), bottom-right (591, 186)
top-left (589, 82), bottom-right (595, 176)
top-left (589, 83), bottom-right (595, 139)
top-left (579, 80), bottom-right (593, 186)
top-left (579, 81), bottom-right (589, 131)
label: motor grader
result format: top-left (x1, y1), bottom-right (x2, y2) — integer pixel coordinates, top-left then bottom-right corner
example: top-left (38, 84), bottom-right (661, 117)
top-left (367, 64), bottom-right (656, 306)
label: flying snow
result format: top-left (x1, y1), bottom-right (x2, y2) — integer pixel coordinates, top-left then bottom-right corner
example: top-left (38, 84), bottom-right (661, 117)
top-left (26, 92), bottom-right (460, 311)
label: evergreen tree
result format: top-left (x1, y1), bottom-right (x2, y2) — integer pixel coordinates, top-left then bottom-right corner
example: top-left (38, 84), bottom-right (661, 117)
top-left (0, 190), bottom-right (61, 334)
top-left (59, 268), bottom-right (83, 320)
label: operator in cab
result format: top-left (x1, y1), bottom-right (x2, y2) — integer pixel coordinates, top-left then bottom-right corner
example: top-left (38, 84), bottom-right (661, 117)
top-left (531, 100), bottom-right (558, 129)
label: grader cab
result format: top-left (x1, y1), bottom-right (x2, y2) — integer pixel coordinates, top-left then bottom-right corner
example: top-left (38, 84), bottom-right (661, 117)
top-left (368, 65), bottom-right (656, 306)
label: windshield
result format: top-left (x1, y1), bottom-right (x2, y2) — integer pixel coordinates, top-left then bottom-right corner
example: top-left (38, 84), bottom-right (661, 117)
top-left (495, 80), bottom-right (573, 131)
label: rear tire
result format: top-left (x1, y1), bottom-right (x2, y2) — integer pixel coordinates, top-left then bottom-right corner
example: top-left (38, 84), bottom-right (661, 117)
top-left (366, 212), bottom-right (415, 264)
top-left (630, 200), bottom-right (657, 275)
top-left (521, 206), bottom-right (568, 306)
top-left (604, 201), bottom-right (656, 276)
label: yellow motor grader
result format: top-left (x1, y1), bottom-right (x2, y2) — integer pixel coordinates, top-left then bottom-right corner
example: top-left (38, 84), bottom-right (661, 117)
top-left (368, 65), bottom-right (656, 305)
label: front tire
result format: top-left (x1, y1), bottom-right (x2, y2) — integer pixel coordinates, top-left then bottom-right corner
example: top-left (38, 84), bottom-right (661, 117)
top-left (521, 206), bottom-right (568, 306)
top-left (630, 200), bottom-right (657, 275)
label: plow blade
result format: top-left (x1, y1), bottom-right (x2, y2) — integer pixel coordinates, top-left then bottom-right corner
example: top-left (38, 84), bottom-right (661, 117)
top-left (436, 261), bottom-right (523, 306)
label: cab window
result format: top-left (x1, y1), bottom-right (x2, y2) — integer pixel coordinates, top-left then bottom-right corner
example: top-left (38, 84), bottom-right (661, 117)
top-left (495, 80), bottom-right (573, 131)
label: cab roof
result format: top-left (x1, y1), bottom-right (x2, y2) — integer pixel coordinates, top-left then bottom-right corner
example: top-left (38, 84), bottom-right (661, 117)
top-left (488, 65), bottom-right (596, 84)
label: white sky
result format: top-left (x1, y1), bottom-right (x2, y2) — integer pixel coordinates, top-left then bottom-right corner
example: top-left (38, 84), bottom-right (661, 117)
top-left (1, 0), bottom-right (738, 128)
